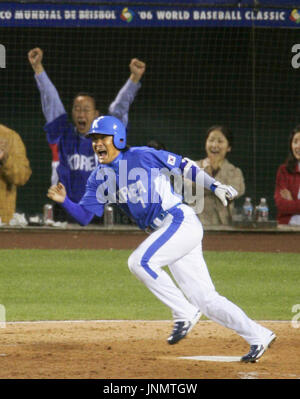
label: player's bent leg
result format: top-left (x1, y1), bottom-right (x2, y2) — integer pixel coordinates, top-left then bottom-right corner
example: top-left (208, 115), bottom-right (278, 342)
top-left (128, 250), bottom-right (198, 322)
top-left (129, 250), bottom-right (201, 344)
top-left (202, 292), bottom-right (273, 345)
top-left (169, 243), bottom-right (274, 347)
top-left (128, 205), bottom-right (204, 343)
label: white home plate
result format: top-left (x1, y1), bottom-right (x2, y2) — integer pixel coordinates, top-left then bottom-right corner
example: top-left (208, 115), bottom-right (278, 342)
top-left (179, 355), bottom-right (241, 362)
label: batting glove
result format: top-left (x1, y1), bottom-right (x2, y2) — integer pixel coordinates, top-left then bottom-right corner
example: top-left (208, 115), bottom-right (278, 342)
top-left (210, 181), bottom-right (238, 206)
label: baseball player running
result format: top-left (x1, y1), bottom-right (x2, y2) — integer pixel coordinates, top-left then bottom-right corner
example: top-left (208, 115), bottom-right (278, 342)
top-left (47, 116), bottom-right (276, 363)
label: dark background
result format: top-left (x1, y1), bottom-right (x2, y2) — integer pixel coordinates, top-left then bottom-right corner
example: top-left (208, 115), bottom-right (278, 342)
top-left (1, 26), bottom-right (299, 220)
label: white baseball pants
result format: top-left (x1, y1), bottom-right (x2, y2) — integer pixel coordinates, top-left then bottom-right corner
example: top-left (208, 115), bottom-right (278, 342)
top-left (128, 204), bottom-right (272, 345)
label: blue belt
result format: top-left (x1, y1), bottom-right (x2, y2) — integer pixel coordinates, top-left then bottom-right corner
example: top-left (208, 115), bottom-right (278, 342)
top-left (146, 203), bottom-right (182, 233)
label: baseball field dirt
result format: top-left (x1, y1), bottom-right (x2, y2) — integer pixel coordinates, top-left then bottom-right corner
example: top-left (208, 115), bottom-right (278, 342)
top-left (0, 320), bottom-right (298, 380)
top-left (0, 229), bottom-right (299, 380)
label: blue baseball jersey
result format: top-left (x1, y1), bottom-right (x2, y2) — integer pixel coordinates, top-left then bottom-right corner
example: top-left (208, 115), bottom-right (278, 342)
top-left (79, 147), bottom-right (183, 230)
top-left (45, 113), bottom-right (97, 203)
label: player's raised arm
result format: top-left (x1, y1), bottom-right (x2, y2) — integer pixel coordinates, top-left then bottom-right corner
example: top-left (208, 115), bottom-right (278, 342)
top-left (28, 47), bottom-right (66, 123)
top-left (129, 58), bottom-right (146, 84)
top-left (28, 47), bottom-right (44, 75)
top-left (109, 58), bottom-right (146, 127)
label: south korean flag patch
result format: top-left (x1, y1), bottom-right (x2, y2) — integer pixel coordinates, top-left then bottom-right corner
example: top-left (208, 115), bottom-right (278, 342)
top-left (167, 154), bottom-right (176, 166)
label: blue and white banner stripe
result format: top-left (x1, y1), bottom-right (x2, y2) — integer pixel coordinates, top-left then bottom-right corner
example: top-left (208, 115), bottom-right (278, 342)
top-left (0, 2), bottom-right (299, 28)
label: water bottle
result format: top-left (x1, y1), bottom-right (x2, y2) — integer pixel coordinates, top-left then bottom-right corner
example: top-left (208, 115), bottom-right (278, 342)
top-left (242, 197), bottom-right (253, 221)
top-left (104, 204), bottom-right (114, 226)
top-left (256, 198), bottom-right (269, 222)
top-left (43, 204), bottom-right (53, 224)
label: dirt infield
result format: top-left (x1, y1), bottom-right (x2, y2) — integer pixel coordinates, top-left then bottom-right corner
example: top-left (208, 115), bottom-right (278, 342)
top-left (0, 321), bottom-right (299, 379)
top-left (0, 229), bottom-right (299, 380)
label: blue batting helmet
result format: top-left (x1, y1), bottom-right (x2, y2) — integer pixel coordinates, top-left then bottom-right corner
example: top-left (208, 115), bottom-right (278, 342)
top-left (87, 116), bottom-right (126, 150)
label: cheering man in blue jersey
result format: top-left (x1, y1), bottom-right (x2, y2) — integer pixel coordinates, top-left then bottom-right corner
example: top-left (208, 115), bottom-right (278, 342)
top-left (47, 116), bottom-right (276, 363)
top-left (28, 48), bottom-right (145, 221)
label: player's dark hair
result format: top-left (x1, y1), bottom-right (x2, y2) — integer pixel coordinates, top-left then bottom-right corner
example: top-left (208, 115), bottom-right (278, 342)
top-left (72, 92), bottom-right (100, 111)
top-left (286, 124), bottom-right (300, 174)
top-left (147, 139), bottom-right (166, 150)
top-left (205, 125), bottom-right (234, 148)
top-left (121, 145), bottom-right (131, 152)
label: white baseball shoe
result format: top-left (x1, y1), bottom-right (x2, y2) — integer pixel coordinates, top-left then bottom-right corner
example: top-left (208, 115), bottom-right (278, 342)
top-left (167, 310), bottom-right (201, 345)
top-left (240, 332), bottom-right (277, 363)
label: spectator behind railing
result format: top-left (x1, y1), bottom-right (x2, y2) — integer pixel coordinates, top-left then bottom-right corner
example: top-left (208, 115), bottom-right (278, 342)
top-left (0, 124), bottom-right (32, 224)
top-left (274, 125), bottom-right (300, 226)
top-left (194, 125), bottom-right (245, 226)
top-left (145, 129), bottom-right (245, 226)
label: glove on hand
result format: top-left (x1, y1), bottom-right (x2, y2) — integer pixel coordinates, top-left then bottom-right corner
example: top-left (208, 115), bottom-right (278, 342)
top-left (210, 181), bottom-right (238, 206)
